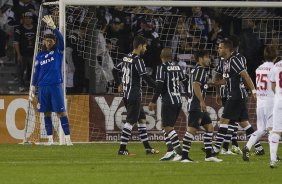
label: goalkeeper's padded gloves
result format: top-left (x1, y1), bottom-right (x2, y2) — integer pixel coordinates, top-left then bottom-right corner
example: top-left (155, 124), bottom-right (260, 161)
top-left (42, 15), bottom-right (56, 30)
top-left (29, 86), bottom-right (36, 101)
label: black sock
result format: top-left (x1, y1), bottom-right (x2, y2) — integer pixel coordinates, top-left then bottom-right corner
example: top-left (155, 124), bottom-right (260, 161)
top-left (182, 131), bottom-right (193, 159)
top-left (162, 129), bottom-right (173, 152)
top-left (204, 132), bottom-right (213, 158)
top-left (214, 124), bottom-right (228, 152)
top-left (119, 123), bottom-right (133, 151)
top-left (168, 129), bottom-right (182, 155)
top-left (138, 123), bottom-right (151, 149)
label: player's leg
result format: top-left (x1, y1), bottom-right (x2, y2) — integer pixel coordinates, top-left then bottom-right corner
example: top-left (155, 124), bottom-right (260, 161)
top-left (118, 98), bottom-right (137, 155)
top-left (159, 128), bottom-right (175, 161)
top-left (181, 110), bottom-right (201, 162)
top-left (202, 114), bottom-right (222, 162)
top-left (137, 104), bottom-right (159, 154)
top-left (221, 122), bottom-right (236, 155)
top-left (230, 121), bottom-right (242, 154)
top-left (51, 85), bottom-right (72, 145)
top-left (38, 86), bottom-right (53, 145)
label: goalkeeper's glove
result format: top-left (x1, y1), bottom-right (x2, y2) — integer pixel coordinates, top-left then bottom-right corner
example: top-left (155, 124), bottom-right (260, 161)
top-left (29, 86), bottom-right (36, 101)
top-left (42, 15), bottom-right (56, 30)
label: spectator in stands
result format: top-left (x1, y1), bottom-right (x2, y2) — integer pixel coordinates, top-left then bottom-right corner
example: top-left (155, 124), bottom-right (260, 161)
top-left (186, 6), bottom-right (211, 40)
top-left (0, 0), bottom-right (13, 28)
top-left (105, 17), bottom-right (127, 64)
top-left (208, 16), bottom-right (227, 53)
top-left (8, 0), bottom-right (37, 26)
top-left (0, 27), bottom-right (9, 67)
top-left (240, 19), bottom-right (264, 83)
top-left (67, 23), bottom-right (87, 93)
top-left (136, 18), bottom-right (162, 78)
top-left (14, 11), bottom-right (36, 92)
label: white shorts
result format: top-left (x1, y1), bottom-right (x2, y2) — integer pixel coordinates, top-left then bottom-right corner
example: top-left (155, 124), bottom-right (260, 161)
top-left (256, 100), bottom-right (273, 130)
top-left (273, 99), bottom-right (282, 132)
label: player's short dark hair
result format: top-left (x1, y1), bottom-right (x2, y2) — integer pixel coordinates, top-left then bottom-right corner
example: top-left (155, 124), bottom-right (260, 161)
top-left (133, 35), bottom-right (147, 49)
top-left (194, 50), bottom-right (210, 62)
top-left (228, 35), bottom-right (240, 48)
top-left (264, 45), bottom-right (278, 61)
top-left (221, 39), bottom-right (233, 51)
top-left (44, 34), bottom-right (56, 40)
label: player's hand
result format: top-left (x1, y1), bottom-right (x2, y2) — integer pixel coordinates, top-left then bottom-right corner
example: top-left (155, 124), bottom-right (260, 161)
top-left (117, 84), bottom-right (123, 93)
top-left (200, 101), bottom-right (207, 112)
top-left (42, 15), bottom-right (56, 30)
top-left (29, 86), bottom-right (35, 101)
top-left (148, 102), bottom-right (156, 111)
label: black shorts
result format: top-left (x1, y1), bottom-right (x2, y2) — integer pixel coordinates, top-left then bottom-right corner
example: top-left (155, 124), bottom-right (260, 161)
top-left (222, 99), bottom-right (249, 122)
top-left (162, 103), bottom-right (182, 127)
top-left (124, 98), bottom-right (146, 124)
top-left (188, 111), bottom-right (212, 129)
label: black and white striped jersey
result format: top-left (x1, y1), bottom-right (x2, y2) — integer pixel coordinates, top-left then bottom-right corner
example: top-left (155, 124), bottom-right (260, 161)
top-left (113, 53), bottom-right (147, 100)
top-left (188, 64), bottom-right (209, 111)
top-left (222, 51), bottom-right (248, 100)
top-left (151, 62), bottom-right (187, 104)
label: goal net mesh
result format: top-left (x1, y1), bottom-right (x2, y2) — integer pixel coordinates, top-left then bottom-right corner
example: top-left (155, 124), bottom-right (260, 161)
top-left (24, 3), bottom-right (282, 143)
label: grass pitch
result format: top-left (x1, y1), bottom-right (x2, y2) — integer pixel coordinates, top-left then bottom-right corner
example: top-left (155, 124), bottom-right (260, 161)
top-left (0, 142), bottom-right (281, 184)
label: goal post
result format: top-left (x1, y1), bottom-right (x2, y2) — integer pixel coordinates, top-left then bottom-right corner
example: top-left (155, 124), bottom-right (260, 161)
top-left (24, 0), bottom-right (282, 144)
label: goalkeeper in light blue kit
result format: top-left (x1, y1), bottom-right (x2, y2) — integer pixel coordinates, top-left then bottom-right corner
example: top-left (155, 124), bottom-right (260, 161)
top-left (29, 15), bottom-right (72, 146)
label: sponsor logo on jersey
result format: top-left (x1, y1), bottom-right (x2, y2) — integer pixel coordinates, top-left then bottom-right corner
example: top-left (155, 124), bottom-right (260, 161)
top-left (167, 66), bottom-right (181, 71)
top-left (40, 57), bottom-right (55, 65)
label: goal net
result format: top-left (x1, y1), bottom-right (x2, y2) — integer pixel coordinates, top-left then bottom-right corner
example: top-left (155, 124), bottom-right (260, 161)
top-left (24, 1), bottom-right (282, 144)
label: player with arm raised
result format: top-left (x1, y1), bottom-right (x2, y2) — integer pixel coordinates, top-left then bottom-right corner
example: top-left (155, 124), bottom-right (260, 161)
top-left (181, 50), bottom-right (222, 163)
top-left (148, 48), bottom-right (188, 161)
top-left (242, 45), bottom-right (277, 161)
top-left (112, 35), bottom-right (158, 155)
top-left (29, 15), bottom-right (72, 146)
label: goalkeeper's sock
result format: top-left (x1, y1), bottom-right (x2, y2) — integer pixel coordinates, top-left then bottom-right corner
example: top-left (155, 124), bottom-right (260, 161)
top-left (119, 122), bottom-right (132, 151)
top-left (60, 116), bottom-right (70, 135)
top-left (182, 131), bottom-right (194, 159)
top-left (162, 129), bottom-right (173, 152)
top-left (48, 135), bottom-right (53, 143)
top-left (44, 116), bottom-right (53, 135)
top-left (137, 123), bottom-right (151, 149)
top-left (168, 129), bottom-right (182, 155)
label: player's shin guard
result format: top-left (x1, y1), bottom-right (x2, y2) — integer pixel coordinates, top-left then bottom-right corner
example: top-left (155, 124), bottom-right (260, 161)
top-left (214, 124), bottom-right (228, 152)
top-left (182, 132), bottom-right (194, 159)
top-left (204, 132), bottom-right (213, 158)
top-left (120, 122), bottom-right (133, 151)
top-left (246, 130), bottom-right (266, 150)
top-left (137, 123), bottom-right (151, 149)
top-left (44, 116), bottom-right (53, 135)
top-left (269, 133), bottom-right (280, 161)
top-left (162, 129), bottom-right (173, 152)
top-left (168, 130), bottom-right (182, 155)
top-left (60, 116), bottom-right (70, 135)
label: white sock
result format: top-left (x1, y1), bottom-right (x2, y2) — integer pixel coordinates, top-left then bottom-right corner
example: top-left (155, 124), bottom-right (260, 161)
top-left (246, 130), bottom-right (266, 150)
top-left (65, 135), bottom-right (71, 142)
top-left (269, 133), bottom-right (280, 161)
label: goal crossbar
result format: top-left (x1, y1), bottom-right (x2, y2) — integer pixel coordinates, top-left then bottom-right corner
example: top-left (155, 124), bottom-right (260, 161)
top-left (63, 0), bottom-right (282, 8)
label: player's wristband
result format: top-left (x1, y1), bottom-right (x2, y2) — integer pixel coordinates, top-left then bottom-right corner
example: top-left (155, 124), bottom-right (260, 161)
top-left (252, 89), bottom-right (256, 94)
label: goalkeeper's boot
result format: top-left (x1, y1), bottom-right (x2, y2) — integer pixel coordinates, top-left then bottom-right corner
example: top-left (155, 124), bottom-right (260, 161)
top-left (242, 146), bottom-right (250, 161)
top-left (253, 146), bottom-right (265, 156)
top-left (159, 151), bottom-right (176, 161)
top-left (270, 160), bottom-right (278, 168)
top-left (146, 148), bottom-right (160, 155)
top-left (65, 135), bottom-right (73, 146)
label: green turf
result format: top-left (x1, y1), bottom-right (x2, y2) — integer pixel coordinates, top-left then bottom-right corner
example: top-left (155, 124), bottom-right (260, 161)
top-left (0, 142), bottom-right (281, 184)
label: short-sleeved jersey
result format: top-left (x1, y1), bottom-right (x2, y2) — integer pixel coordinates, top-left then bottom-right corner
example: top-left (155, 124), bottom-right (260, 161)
top-left (270, 60), bottom-right (282, 100)
top-left (114, 53), bottom-right (147, 100)
top-left (256, 61), bottom-right (274, 102)
top-left (222, 52), bottom-right (248, 100)
top-left (155, 62), bottom-right (186, 104)
top-left (14, 24), bottom-right (36, 57)
top-left (32, 29), bottom-right (64, 87)
top-left (188, 64), bottom-right (209, 111)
